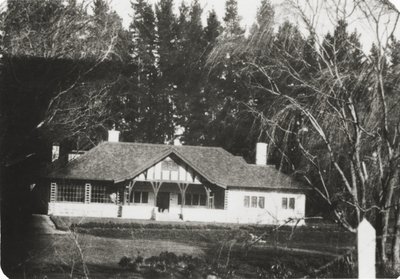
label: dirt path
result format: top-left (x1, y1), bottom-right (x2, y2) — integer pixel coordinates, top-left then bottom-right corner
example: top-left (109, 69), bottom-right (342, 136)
top-left (272, 245), bottom-right (346, 257)
top-left (26, 215), bottom-right (204, 268)
top-left (31, 214), bottom-right (67, 235)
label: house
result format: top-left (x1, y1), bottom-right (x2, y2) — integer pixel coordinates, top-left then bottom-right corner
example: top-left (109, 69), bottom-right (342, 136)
top-left (46, 130), bottom-right (308, 224)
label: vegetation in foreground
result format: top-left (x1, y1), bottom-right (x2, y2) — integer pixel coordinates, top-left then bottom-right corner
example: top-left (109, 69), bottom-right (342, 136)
top-left (47, 216), bottom-right (356, 278)
top-left (51, 216), bottom-right (354, 254)
top-left (5, 215), bottom-right (399, 278)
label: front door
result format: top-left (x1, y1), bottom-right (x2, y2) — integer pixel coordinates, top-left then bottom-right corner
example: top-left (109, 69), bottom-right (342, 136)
top-left (157, 192), bottom-right (170, 212)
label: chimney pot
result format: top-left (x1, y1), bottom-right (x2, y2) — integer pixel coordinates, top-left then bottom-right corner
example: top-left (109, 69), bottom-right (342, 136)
top-left (108, 129), bottom-right (120, 142)
top-left (256, 142), bottom-right (268, 165)
top-left (52, 144), bottom-right (60, 162)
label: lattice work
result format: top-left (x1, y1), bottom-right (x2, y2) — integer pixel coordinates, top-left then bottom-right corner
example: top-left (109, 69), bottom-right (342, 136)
top-left (124, 187), bottom-right (130, 204)
top-left (224, 190), bottom-right (229, 209)
top-left (85, 184), bottom-right (91, 204)
top-left (56, 183), bottom-right (85, 203)
top-left (90, 185), bottom-right (113, 204)
top-left (50, 183), bottom-right (57, 202)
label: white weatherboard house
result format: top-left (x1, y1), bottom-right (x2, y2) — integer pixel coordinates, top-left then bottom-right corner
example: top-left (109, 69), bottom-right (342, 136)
top-left (46, 131), bottom-right (307, 224)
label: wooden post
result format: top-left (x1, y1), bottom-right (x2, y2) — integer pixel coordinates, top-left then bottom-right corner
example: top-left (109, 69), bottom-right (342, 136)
top-left (203, 185), bottom-right (211, 207)
top-left (126, 180), bottom-right (136, 205)
top-left (358, 219), bottom-right (376, 279)
top-left (150, 181), bottom-right (163, 207)
top-left (178, 183), bottom-right (189, 217)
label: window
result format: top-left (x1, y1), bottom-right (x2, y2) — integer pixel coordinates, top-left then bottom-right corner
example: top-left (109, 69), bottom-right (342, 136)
top-left (161, 159), bottom-right (179, 171)
top-left (134, 192), bottom-right (141, 203)
top-left (244, 196), bottom-right (250, 208)
top-left (245, 195), bottom-right (266, 209)
top-left (91, 185), bottom-right (113, 203)
top-left (289, 198), bottom-right (295, 209)
top-left (251, 196), bottom-right (258, 208)
top-left (132, 191), bottom-right (149, 204)
top-left (179, 193), bottom-right (206, 206)
top-left (282, 197), bottom-right (295, 209)
top-left (282, 197), bottom-right (288, 209)
top-left (185, 193), bottom-right (192, 205)
top-left (142, 192), bottom-right (149, 203)
top-left (199, 194), bottom-right (206, 206)
top-left (56, 183), bottom-right (85, 203)
top-left (258, 197), bottom-right (265, 209)
top-left (193, 194), bottom-right (199, 205)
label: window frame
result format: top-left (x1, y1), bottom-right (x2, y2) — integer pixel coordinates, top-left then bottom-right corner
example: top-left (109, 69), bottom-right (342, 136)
top-left (56, 183), bottom-right (85, 203)
top-left (244, 196), bottom-right (250, 208)
top-left (251, 196), bottom-right (258, 208)
top-left (258, 196), bottom-right (265, 209)
top-left (91, 185), bottom-right (114, 204)
top-left (179, 193), bottom-right (206, 206)
top-left (289, 197), bottom-right (295, 210)
top-left (282, 197), bottom-right (288, 209)
top-left (132, 191), bottom-right (149, 204)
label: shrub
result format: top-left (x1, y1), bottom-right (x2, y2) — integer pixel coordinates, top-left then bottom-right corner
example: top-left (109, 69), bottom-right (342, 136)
top-left (118, 256), bottom-right (132, 268)
top-left (135, 255), bottom-right (144, 264)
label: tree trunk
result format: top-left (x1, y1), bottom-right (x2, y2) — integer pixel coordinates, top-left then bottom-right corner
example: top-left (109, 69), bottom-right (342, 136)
top-left (381, 210), bottom-right (390, 265)
top-left (375, 212), bottom-right (387, 266)
top-left (381, 167), bottom-right (399, 265)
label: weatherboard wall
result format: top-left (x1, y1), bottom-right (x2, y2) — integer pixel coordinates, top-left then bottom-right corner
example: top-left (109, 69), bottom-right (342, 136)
top-left (225, 188), bottom-right (306, 224)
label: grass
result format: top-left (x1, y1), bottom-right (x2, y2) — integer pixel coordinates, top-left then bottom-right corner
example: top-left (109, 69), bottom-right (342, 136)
top-left (51, 215), bottom-right (355, 254)
top-left (5, 228), bottom-right (205, 278)
top-left (5, 215), bottom-right (357, 278)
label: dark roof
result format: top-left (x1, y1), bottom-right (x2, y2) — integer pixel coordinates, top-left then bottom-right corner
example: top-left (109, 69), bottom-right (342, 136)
top-left (47, 142), bottom-right (306, 191)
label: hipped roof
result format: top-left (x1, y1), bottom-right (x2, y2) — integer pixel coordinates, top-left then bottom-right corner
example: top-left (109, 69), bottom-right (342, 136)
top-left (47, 142), bottom-right (306, 191)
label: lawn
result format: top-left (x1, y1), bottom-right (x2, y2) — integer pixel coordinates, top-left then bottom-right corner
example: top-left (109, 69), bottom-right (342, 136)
top-left (52, 215), bottom-right (355, 254)
top-left (5, 216), bottom-right (357, 278)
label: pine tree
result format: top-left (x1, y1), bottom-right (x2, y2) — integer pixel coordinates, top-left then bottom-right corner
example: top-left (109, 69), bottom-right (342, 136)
top-left (197, 0), bottom-right (252, 154)
top-left (389, 36), bottom-right (400, 66)
top-left (155, 0), bottom-right (178, 77)
top-left (90, 0), bottom-right (127, 61)
top-left (130, 0), bottom-right (157, 81)
top-left (204, 9), bottom-right (221, 46)
top-left (223, 0), bottom-right (244, 36)
top-left (150, 0), bottom-right (178, 142)
top-left (177, 0), bottom-right (210, 144)
top-left (118, 0), bottom-right (173, 143)
top-left (322, 19), bottom-right (363, 70)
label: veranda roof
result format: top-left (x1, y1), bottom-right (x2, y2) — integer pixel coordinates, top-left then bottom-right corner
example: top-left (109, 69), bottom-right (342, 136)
top-left (47, 142), bottom-right (306, 191)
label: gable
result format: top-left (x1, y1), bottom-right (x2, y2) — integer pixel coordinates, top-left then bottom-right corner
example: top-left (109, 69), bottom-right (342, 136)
top-left (134, 156), bottom-right (202, 184)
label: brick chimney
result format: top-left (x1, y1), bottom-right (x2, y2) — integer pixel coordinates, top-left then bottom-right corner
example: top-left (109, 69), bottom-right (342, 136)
top-left (52, 144), bottom-right (60, 162)
top-left (108, 128), bottom-right (120, 142)
top-left (256, 142), bottom-right (268, 165)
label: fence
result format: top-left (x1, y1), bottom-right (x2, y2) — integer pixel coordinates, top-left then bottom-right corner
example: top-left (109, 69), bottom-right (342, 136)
top-left (358, 219), bottom-right (376, 279)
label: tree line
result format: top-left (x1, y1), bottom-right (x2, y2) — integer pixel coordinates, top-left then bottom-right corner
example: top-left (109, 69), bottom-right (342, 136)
top-left (1, 0), bottom-right (399, 274)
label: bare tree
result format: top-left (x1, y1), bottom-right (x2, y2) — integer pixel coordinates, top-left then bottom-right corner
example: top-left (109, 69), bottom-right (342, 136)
top-left (208, 0), bottom-right (400, 271)
top-left (1, 0), bottom-right (127, 149)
